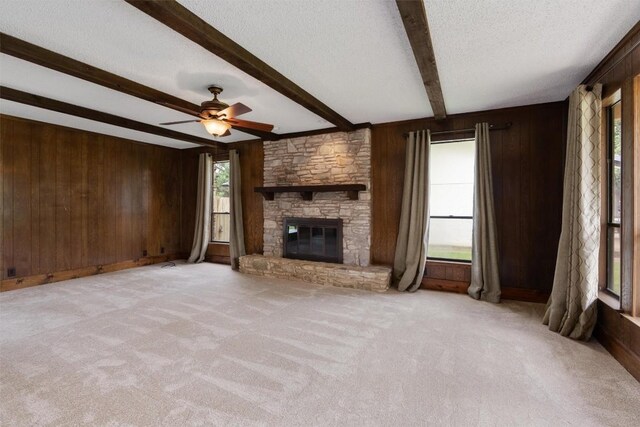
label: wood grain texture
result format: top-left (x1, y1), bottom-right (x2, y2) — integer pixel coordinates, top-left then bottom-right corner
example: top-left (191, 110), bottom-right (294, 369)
top-left (124, 0), bottom-right (354, 131)
top-left (590, 28), bottom-right (640, 315)
top-left (395, 0), bottom-right (446, 119)
top-left (1, 115), bottom-right (184, 280)
top-left (0, 86), bottom-right (223, 148)
top-left (1, 254), bottom-right (184, 292)
top-left (0, 32), bottom-right (275, 141)
top-left (587, 22), bottom-right (640, 377)
top-left (371, 102), bottom-right (567, 293)
top-left (180, 141), bottom-right (264, 257)
top-left (594, 301), bottom-right (640, 382)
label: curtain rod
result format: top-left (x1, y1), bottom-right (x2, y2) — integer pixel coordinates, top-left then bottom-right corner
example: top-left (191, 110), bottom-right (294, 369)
top-left (402, 122), bottom-right (512, 139)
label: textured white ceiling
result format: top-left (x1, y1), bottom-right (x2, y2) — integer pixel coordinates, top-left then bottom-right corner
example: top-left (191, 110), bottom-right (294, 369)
top-left (0, 54), bottom-right (237, 142)
top-left (0, 0), bottom-right (638, 149)
top-left (1, 100), bottom-right (197, 149)
top-left (0, 0), bottom-right (331, 145)
top-left (178, 0), bottom-right (432, 124)
top-left (424, 0), bottom-right (640, 114)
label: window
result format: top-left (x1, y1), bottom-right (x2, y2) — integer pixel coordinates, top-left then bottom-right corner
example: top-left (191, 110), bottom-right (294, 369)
top-left (606, 100), bottom-right (622, 296)
top-left (427, 139), bottom-right (475, 262)
top-left (211, 160), bottom-right (230, 243)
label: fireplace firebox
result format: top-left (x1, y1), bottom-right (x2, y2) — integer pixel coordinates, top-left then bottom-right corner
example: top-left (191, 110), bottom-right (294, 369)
top-left (283, 217), bottom-right (343, 264)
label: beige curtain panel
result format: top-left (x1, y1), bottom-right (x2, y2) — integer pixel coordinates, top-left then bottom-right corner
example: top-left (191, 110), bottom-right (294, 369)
top-left (229, 149), bottom-right (246, 270)
top-left (543, 84), bottom-right (602, 340)
top-left (468, 123), bottom-right (501, 303)
top-left (188, 153), bottom-right (212, 263)
top-left (393, 130), bottom-right (430, 292)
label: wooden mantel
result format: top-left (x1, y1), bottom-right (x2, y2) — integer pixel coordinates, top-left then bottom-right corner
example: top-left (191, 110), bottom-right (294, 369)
top-left (254, 184), bottom-right (366, 201)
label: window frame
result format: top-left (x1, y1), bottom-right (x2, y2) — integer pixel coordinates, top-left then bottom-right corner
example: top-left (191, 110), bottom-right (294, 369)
top-left (210, 159), bottom-right (231, 244)
top-left (426, 138), bottom-right (475, 263)
top-left (605, 97), bottom-right (622, 298)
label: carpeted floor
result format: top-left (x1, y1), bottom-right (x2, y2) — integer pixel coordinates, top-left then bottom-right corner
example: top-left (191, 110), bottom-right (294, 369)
top-left (1, 261), bottom-right (638, 426)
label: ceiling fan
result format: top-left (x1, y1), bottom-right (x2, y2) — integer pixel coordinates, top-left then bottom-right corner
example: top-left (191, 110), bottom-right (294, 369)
top-left (158, 85), bottom-right (274, 137)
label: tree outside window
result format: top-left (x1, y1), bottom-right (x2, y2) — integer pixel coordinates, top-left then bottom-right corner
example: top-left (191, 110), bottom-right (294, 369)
top-left (211, 160), bottom-right (230, 243)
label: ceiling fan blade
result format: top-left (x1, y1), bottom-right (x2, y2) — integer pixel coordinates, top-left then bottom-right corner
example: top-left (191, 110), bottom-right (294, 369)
top-left (156, 101), bottom-right (205, 118)
top-left (159, 119), bottom-right (202, 125)
top-left (225, 118), bottom-right (274, 132)
top-left (216, 102), bottom-right (252, 119)
top-left (220, 129), bottom-right (232, 137)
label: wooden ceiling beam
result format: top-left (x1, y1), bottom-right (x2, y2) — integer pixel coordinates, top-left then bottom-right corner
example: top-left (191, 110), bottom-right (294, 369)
top-left (395, 0), bottom-right (447, 120)
top-left (124, 0), bottom-right (355, 131)
top-left (0, 86), bottom-right (225, 148)
top-left (0, 32), bottom-right (278, 140)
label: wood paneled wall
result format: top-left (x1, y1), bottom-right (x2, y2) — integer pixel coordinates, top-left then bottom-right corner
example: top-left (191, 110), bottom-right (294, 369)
top-left (1, 115), bottom-right (184, 285)
top-left (587, 22), bottom-right (640, 381)
top-left (180, 139), bottom-right (264, 260)
top-left (371, 102), bottom-right (567, 295)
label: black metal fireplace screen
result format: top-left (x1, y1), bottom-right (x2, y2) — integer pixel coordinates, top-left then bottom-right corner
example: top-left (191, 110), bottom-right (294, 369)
top-left (283, 217), bottom-right (343, 264)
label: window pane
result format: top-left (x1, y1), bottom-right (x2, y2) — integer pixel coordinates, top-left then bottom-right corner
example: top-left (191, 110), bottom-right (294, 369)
top-left (607, 227), bottom-right (621, 295)
top-left (211, 213), bottom-right (230, 242)
top-left (298, 226), bottom-right (310, 253)
top-left (430, 140), bottom-right (475, 216)
top-left (325, 228), bottom-right (338, 257)
top-left (211, 160), bottom-right (230, 242)
top-left (213, 161), bottom-right (230, 214)
top-left (286, 225), bottom-right (298, 254)
top-left (427, 218), bottom-right (472, 261)
top-left (610, 101), bottom-right (622, 224)
top-left (311, 227), bottom-right (324, 255)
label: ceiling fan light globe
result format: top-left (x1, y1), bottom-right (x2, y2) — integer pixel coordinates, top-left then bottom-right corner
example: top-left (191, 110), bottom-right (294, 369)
top-left (202, 119), bottom-right (231, 136)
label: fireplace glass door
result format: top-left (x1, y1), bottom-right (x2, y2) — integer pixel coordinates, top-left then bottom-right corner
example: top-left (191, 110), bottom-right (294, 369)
top-left (284, 218), bottom-right (343, 263)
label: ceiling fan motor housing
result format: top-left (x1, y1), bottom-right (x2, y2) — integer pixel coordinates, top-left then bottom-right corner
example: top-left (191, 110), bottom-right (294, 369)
top-left (200, 86), bottom-right (229, 117)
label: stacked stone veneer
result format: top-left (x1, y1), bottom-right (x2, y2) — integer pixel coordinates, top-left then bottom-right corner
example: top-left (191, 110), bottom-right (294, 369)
top-left (240, 255), bottom-right (390, 292)
top-left (263, 128), bottom-right (371, 266)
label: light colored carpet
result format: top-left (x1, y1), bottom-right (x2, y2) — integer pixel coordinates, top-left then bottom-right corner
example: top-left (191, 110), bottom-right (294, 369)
top-left (1, 261), bottom-right (638, 426)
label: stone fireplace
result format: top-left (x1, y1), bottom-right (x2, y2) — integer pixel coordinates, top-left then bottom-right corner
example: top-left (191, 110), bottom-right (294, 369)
top-left (262, 129), bottom-right (372, 266)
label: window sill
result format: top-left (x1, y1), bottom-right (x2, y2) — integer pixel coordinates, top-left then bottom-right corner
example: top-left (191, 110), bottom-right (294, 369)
top-left (209, 242), bottom-right (229, 246)
top-left (598, 290), bottom-right (621, 311)
top-left (622, 313), bottom-right (640, 328)
top-left (426, 259), bottom-right (472, 266)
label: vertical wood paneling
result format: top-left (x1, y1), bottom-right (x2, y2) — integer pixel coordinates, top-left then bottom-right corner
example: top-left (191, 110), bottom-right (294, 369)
top-left (1, 115), bottom-right (185, 280)
top-left (37, 125), bottom-right (57, 274)
top-left (234, 140), bottom-right (264, 255)
top-left (86, 135), bottom-right (104, 266)
top-left (180, 142), bottom-right (264, 259)
top-left (12, 120), bottom-right (32, 277)
top-left (55, 129), bottom-right (71, 272)
top-left (0, 114), bottom-right (5, 277)
top-left (591, 24), bottom-right (640, 379)
top-left (29, 124), bottom-right (40, 274)
top-left (371, 102), bottom-right (567, 293)
top-left (2, 120), bottom-right (15, 277)
top-left (69, 132), bottom-right (84, 269)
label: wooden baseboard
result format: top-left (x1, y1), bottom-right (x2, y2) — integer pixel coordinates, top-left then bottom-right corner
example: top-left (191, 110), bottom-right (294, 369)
top-left (205, 255), bottom-right (231, 265)
top-left (0, 254), bottom-right (185, 292)
top-left (501, 288), bottom-right (550, 303)
top-left (420, 278), bottom-right (549, 303)
top-left (594, 325), bottom-right (640, 382)
top-left (421, 278), bottom-right (468, 293)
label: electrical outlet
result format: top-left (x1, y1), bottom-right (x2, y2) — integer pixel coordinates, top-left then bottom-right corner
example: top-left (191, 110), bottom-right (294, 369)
top-left (143, 249), bottom-right (148, 257)
top-left (160, 247), bottom-right (165, 254)
top-left (7, 267), bottom-right (16, 278)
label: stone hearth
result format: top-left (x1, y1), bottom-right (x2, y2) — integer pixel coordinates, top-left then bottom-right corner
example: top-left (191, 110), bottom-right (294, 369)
top-left (239, 255), bottom-right (391, 292)
top-left (262, 129), bottom-right (371, 266)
